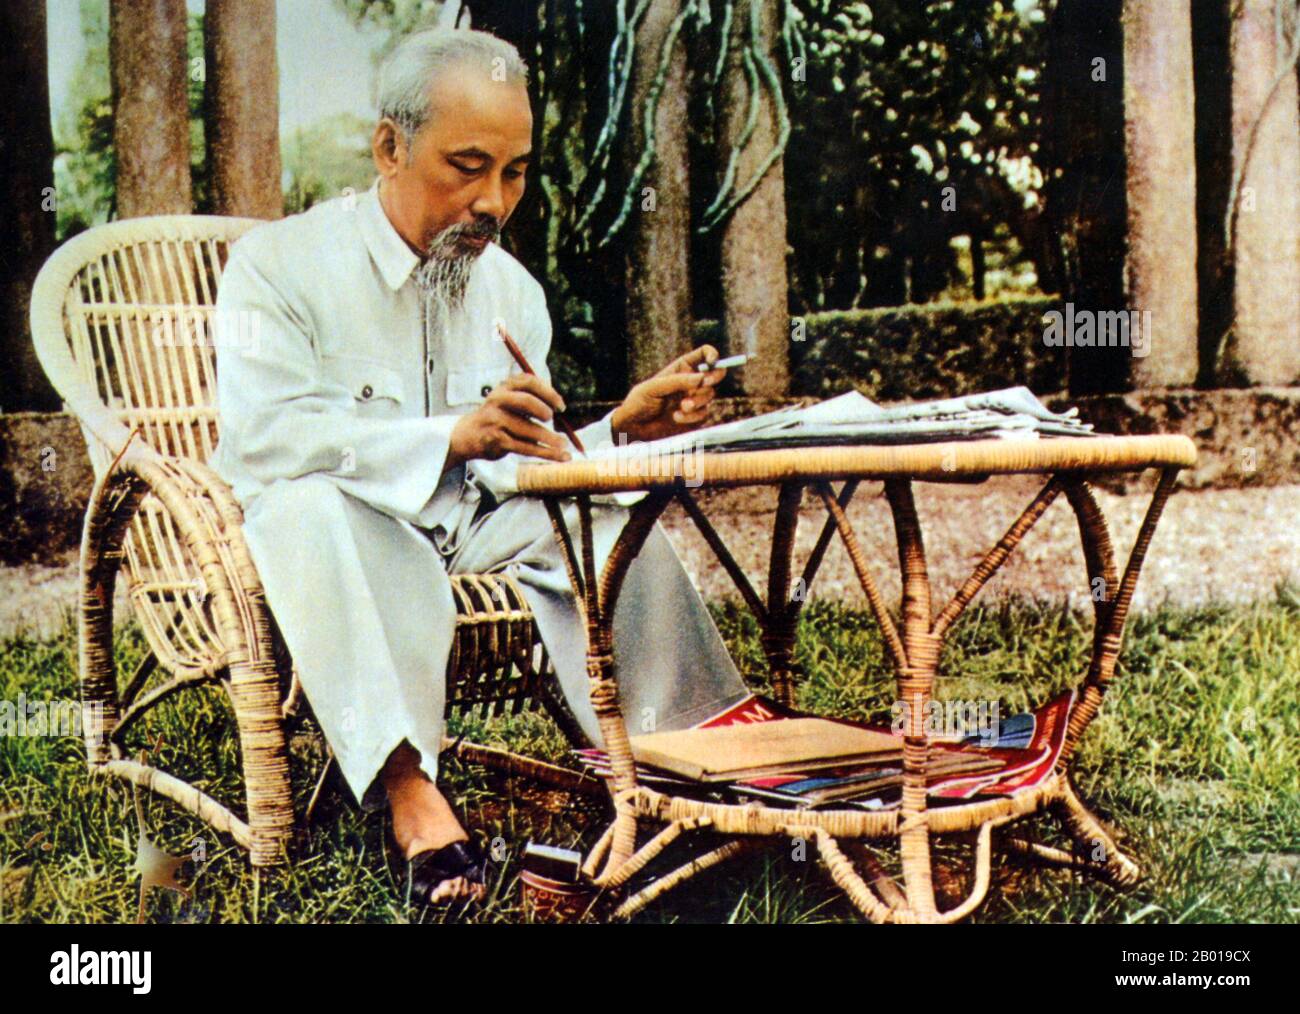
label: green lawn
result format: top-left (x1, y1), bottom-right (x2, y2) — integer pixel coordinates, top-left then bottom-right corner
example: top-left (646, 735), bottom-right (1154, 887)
top-left (2, 590), bottom-right (1298, 924)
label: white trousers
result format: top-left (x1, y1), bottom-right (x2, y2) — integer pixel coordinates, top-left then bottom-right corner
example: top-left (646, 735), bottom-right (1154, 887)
top-left (242, 474), bottom-right (751, 810)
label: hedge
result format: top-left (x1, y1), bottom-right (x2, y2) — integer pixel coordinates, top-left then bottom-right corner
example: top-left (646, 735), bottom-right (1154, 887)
top-left (695, 295), bottom-right (1066, 400)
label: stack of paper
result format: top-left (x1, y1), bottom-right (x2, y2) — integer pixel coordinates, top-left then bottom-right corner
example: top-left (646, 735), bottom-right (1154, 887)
top-left (574, 692), bottom-right (1077, 811)
top-left (583, 386), bottom-right (1094, 463)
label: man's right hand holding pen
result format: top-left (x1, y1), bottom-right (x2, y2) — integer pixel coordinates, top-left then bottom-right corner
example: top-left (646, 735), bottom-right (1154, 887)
top-left (446, 344), bottom-right (727, 469)
top-left (446, 372), bottom-right (574, 469)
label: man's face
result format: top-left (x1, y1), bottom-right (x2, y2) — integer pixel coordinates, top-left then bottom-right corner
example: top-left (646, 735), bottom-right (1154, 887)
top-left (374, 63), bottom-right (532, 259)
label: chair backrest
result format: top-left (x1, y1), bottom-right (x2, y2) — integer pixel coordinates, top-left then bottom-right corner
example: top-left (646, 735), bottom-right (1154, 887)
top-left (30, 215), bottom-right (264, 475)
top-left (30, 215), bottom-right (552, 710)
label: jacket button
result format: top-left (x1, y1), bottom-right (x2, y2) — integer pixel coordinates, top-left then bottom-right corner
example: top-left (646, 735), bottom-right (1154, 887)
top-left (361, 384), bottom-right (373, 399)
top-left (480, 384), bottom-right (493, 398)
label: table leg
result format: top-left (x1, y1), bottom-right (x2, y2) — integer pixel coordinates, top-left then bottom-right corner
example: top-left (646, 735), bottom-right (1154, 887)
top-left (549, 481), bottom-right (885, 904)
top-left (811, 467), bottom-right (1181, 919)
top-left (762, 483), bottom-right (805, 708)
top-left (993, 469), bottom-right (1179, 887)
top-left (883, 479), bottom-right (944, 921)
top-left (542, 491), bottom-right (674, 883)
top-left (1059, 467), bottom-right (1181, 765)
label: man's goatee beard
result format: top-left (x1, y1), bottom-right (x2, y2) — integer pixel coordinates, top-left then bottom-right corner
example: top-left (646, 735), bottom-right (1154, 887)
top-left (412, 221), bottom-right (498, 332)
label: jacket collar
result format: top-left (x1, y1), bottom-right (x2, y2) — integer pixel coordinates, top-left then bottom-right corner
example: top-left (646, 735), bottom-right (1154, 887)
top-left (357, 178), bottom-right (421, 291)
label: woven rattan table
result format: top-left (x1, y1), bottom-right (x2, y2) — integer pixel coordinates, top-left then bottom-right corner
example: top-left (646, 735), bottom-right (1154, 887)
top-left (517, 433), bottom-right (1197, 923)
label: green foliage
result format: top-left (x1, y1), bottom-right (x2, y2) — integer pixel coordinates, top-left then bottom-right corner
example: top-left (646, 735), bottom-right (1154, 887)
top-left (282, 114), bottom-right (378, 215)
top-left (786, 0), bottom-right (1051, 312)
top-left (188, 16), bottom-right (211, 214)
top-left (53, 0), bottom-right (113, 239)
top-left (54, 96), bottom-right (115, 241)
top-left (337, 0), bottom-right (434, 36)
top-left (56, 1), bottom-right (1063, 394)
top-left (53, 10), bottom-right (210, 236)
top-left (329, 1), bottom-right (808, 400)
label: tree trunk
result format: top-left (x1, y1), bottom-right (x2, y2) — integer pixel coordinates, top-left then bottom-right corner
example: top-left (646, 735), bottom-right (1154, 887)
top-left (110, 0), bottom-right (192, 217)
top-left (1227, 0), bottom-right (1300, 385)
top-left (1192, 0), bottom-right (1234, 386)
top-left (205, 0), bottom-right (282, 219)
top-left (1042, 0), bottom-right (1129, 395)
top-left (971, 232), bottom-right (987, 302)
top-left (1123, 0), bottom-right (1199, 388)
top-left (717, 0), bottom-right (790, 398)
top-left (624, 0), bottom-right (694, 383)
top-left (0, 0), bottom-right (58, 410)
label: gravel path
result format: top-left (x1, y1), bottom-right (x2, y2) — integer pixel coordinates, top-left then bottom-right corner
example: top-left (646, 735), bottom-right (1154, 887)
top-left (2, 481), bottom-right (1296, 640)
top-left (661, 478), bottom-right (1300, 615)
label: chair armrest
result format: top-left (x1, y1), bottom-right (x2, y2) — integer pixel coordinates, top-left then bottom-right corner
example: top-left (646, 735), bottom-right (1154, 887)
top-left (81, 440), bottom-right (275, 684)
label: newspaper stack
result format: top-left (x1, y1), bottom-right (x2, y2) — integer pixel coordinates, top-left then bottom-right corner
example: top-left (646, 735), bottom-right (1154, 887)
top-left (584, 386), bottom-right (1094, 462)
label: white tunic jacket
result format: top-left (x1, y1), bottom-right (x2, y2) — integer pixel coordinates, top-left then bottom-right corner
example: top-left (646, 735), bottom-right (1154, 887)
top-left (204, 180), bottom-right (749, 806)
top-left (210, 178), bottom-right (615, 535)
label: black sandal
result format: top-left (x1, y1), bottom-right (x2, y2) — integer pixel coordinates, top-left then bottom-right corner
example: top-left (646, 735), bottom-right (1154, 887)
top-left (407, 840), bottom-right (488, 905)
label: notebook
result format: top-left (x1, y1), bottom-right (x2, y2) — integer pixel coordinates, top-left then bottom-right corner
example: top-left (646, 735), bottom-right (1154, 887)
top-left (629, 717), bottom-right (903, 782)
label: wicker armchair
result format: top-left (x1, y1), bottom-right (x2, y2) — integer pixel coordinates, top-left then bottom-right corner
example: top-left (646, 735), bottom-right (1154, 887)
top-left (29, 215), bottom-right (589, 868)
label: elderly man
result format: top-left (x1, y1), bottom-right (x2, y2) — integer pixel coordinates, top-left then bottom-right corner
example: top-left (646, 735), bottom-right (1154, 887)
top-left (211, 27), bottom-right (751, 904)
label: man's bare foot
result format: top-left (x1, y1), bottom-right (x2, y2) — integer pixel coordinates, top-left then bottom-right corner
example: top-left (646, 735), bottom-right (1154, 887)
top-left (380, 742), bottom-right (486, 903)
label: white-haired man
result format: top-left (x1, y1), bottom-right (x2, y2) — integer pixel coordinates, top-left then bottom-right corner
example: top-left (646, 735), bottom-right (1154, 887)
top-left (211, 27), bottom-right (751, 904)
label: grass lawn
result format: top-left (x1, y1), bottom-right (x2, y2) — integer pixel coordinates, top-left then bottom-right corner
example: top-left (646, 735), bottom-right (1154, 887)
top-left (2, 590), bottom-right (1298, 924)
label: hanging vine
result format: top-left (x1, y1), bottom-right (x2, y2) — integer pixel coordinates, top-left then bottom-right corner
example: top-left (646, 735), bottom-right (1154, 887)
top-left (556, 0), bottom-right (805, 254)
top-left (697, 0), bottom-right (796, 232)
top-left (594, 0), bottom-right (700, 248)
top-left (570, 0), bottom-right (654, 241)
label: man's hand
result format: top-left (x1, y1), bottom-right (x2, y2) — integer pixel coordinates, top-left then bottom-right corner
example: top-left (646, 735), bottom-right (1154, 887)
top-left (610, 345), bottom-right (725, 444)
top-left (445, 374), bottom-right (573, 471)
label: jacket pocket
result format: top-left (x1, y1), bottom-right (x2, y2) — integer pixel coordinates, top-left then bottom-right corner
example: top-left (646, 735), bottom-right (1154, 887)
top-left (446, 363), bottom-right (509, 407)
top-left (321, 354), bottom-right (406, 406)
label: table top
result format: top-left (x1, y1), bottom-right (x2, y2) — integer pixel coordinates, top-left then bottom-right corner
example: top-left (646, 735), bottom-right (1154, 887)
top-left (516, 434), bottom-right (1198, 496)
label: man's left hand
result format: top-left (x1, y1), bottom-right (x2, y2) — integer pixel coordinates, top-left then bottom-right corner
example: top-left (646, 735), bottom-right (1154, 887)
top-left (609, 345), bottom-right (725, 444)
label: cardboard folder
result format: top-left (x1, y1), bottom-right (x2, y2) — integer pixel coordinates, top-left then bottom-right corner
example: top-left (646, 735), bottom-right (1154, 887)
top-left (629, 718), bottom-right (903, 782)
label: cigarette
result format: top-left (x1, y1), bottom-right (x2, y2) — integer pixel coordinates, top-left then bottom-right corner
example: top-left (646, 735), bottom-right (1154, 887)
top-left (697, 354), bottom-right (748, 372)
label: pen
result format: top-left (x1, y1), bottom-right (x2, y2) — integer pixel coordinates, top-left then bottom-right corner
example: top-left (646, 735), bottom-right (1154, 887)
top-left (494, 319), bottom-right (586, 454)
top-left (697, 353), bottom-right (748, 372)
